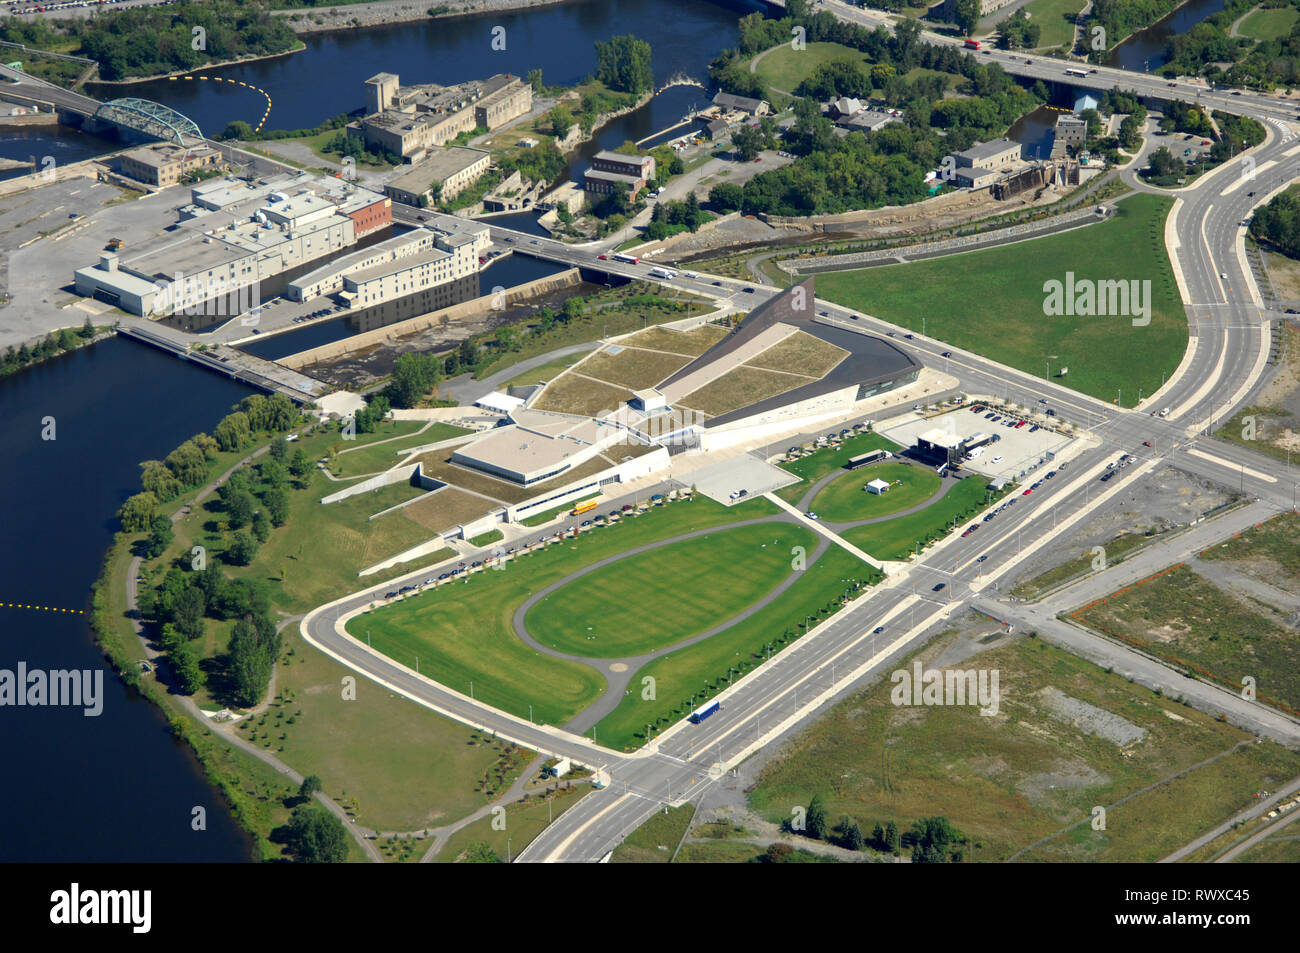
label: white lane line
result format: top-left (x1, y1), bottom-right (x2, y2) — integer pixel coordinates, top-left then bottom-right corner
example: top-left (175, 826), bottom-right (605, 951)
top-left (1187, 448), bottom-right (1278, 483)
top-left (1220, 160), bottom-right (1275, 195)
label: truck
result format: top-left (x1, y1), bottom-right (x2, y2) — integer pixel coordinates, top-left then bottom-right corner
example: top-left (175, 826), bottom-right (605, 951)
top-left (963, 432), bottom-right (992, 451)
top-left (649, 266), bottom-right (678, 280)
top-left (845, 448), bottom-right (892, 470)
top-left (106, 237), bottom-right (124, 251)
top-left (963, 39), bottom-right (980, 49)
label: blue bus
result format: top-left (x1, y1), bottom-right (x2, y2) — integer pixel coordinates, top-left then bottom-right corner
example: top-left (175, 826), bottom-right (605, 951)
top-left (688, 701), bottom-right (720, 724)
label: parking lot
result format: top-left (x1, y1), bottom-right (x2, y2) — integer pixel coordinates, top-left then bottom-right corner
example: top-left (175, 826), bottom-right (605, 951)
top-left (879, 405), bottom-right (1073, 483)
top-left (685, 452), bottom-right (800, 505)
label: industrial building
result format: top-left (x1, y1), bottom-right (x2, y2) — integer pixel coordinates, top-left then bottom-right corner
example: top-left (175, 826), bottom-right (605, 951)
top-left (383, 147), bottom-right (491, 206)
top-left (711, 91), bottom-right (770, 116)
top-left (946, 138), bottom-right (1024, 189)
top-left (354, 72), bottom-right (532, 160)
top-left (583, 150), bottom-right (656, 197)
top-left (1050, 115), bottom-right (1088, 158)
top-left (115, 141), bottom-right (222, 188)
top-left (73, 172), bottom-right (392, 317)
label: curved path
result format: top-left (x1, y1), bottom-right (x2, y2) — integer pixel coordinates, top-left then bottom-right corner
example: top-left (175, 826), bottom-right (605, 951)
top-left (789, 458), bottom-right (967, 532)
top-left (508, 512), bottom-right (833, 735)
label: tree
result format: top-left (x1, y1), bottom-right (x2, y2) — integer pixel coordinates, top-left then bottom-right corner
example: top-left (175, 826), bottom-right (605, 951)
top-left (118, 492), bottom-right (158, 533)
top-left (806, 793), bottom-right (829, 841)
top-left (289, 447), bottom-right (312, 482)
top-left (461, 841), bottom-right (503, 863)
top-left (227, 611), bottom-right (280, 706)
top-left (884, 820), bottom-right (900, 853)
top-left (251, 509), bottom-right (271, 543)
top-left (145, 514), bottom-right (174, 559)
top-left (264, 485), bottom-right (290, 526)
top-left (871, 821), bottom-right (886, 850)
top-left (299, 775), bottom-right (323, 799)
top-left (593, 34), bottom-right (654, 94)
top-left (764, 842), bottom-right (793, 864)
top-left (732, 124), bottom-right (765, 161)
top-left (213, 411), bottom-right (252, 452)
top-left (287, 805), bottom-right (348, 863)
top-left (709, 182), bottom-right (744, 212)
top-left (840, 816), bottom-right (865, 851)
top-left (167, 634), bottom-right (206, 695)
top-left (226, 531), bottom-right (258, 567)
top-left (171, 585), bottom-right (206, 641)
top-left (260, 459), bottom-right (287, 489)
top-left (268, 435), bottom-right (289, 463)
top-left (225, 491), bottom-right (254, 530)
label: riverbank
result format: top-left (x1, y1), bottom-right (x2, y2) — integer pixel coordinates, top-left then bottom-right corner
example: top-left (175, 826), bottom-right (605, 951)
top-left (276, 0), bottom-right (577, 35)
top-left (88, 41), bottom-right (307, 87)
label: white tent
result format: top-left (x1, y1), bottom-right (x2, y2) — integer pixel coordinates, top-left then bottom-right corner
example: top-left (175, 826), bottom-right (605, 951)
top-left (866, 479), bottom-right (890, 495)
top-left (475, 391), bottom-right (525, 414)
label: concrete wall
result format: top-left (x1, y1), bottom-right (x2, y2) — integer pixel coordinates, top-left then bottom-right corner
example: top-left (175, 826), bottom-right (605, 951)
top-left (279, 267), bottom-right (582, 369)
top-left (319, 463), bottom-right (421, 504)
top-left (698, 384), bottom-right (860, 452)
top-left (505, 446), bottom-right (670, 522)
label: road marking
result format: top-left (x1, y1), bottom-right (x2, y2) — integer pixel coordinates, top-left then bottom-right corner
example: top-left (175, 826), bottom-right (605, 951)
top-left (532, 792), bottom-right (630, 862)
top-left (1186, 448), bottom-right (1278, 482)
top-left (1220, 159), bottom-right (1275, 195)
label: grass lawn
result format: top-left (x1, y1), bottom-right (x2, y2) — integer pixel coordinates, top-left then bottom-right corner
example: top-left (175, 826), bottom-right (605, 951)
top-left (843, 475), bottom-right (1003, 560)
top-left (776, 432), bottom-right (905, 505)
top-left (1011, 530), bottom-right (1153, 600)
top-left (435, 784), bottom-right (589, 862)
top-left (1238, 5), bottom-right (1298, 41)
top-left (249, 631), bottom-right (533, 832)
top-left (531, 372), bottom-right (636, 417)
top-left (594, 546), bottom-right (879, 751)
top-left (158, 427), bottom-right (439, 617)
top-left (624, 323), bottom-right (729, 357)
top-left (578, 346), bottom-right (693, 390)
top-left (526, 523), bottom-right (818, 656)
top-left (808, 462), bottom-right (942, 522)
top-left (348, 496), bottom-right (776, 725)
top-left (749, 629), bottom-right (1300, 861)
top-left (680, 365), bottom-right (814, 418)
top-left (611, 805), bottom-right (695, 862)
top-left (401, 489), bottom-right (496, 534)
top-left (1073, 564), bottom-right (1300, 713)
top-left (469, 529), bottom-right (504, 547)
top-left (1015, 0), bottom-right (1087, 48)
top-left (816, 193), bottom-right (1188, 407)
top-left (746, 330), bottom-right (848, 378)
top-left (751, 41), bottom-right (869, 93)
top-left (332, 423), bottom-right (473, 479)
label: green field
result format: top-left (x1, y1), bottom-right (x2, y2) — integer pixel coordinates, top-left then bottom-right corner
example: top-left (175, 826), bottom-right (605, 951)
top-left (816, 194), bottom-right (1189, 407)
top-left (611, 805), bottom-right (695, 862)
top-left (808, 462), bottom-right (941, 522)
top-left (1074, 564), bottom-right (1300, 713)
top-left (1199, 511), bottom-right (1300, 589)
top-left (349, 497), bottom-right (776, 725)
top-left (1237, 5), bottom-right (1299, 41)
top-left (749, 629), bottom-right (1300, 861)
top-left (262, 632), bottom-right (532, 832)
top-left (1015, 0), bottom-right (1087, 48)
top-left (502, 349), bottom-right (598, 389)
top-left (333, 423), bottom-right (473, 478)
top-left (526, 523), bottom-right (816, 657)
top-left (776, 431), bottom-right (902, 504)
top-left (844, 475), bottom-right (1001, 561)
top-left (435, 785), bottom-right (589, 862)
top-left (468, 529), bottom-right (505, 547)
top-left (751, 41), bottom-right (869, 93)
top-left (594, 546), bottom-right (879, 750)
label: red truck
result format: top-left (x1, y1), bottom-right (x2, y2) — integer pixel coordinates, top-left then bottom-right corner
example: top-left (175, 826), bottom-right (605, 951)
top-left (964, 39), bottom-right (980, 49)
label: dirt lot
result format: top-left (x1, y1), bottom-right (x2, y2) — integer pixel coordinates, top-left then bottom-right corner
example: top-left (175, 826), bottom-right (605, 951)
top-left (1003, 466), bottom-right (1238, 593)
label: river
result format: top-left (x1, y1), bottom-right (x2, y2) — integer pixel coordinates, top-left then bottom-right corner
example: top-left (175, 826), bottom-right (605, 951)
top-left (0, 337), bottom-right (256, 861)
top-left (1104, 0), bottom-right (1229, 72)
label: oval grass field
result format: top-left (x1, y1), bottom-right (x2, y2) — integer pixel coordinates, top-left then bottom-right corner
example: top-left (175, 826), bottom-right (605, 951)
top-left (808, 462), bottom-right (941, 523)
top-left (525, 522), bottom-right (817, 657)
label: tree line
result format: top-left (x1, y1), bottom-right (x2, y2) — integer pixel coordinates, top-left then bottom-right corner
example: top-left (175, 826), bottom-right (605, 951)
top-left (787, 796), bottom-right (971, 862)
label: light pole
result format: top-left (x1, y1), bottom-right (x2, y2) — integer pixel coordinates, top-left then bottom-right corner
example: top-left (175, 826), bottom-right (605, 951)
top-left (1045, 354), bottom-right (1057, 380)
